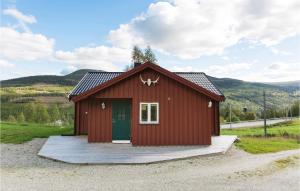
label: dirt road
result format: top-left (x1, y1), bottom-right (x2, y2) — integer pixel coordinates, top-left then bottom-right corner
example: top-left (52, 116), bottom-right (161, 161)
top-left (1, 139), bottom-right (299, 191)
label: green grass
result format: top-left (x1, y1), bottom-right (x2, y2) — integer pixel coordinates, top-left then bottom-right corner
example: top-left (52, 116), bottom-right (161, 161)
top-left (221, 120), bottom-right (300, 154)
top-left (0, 122), bottom-right (73, 144)
top-left (235, 137), bottom-right (299, 154)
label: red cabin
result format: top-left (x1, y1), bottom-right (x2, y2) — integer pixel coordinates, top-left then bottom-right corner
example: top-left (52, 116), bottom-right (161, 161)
top-left (69, 62), bottom-right (225, 146)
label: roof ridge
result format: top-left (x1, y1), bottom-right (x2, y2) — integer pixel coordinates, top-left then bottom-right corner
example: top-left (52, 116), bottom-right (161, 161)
top-left (174, 72), bottom-right (205, 74)
top-left (88, 71), bottom-right (123, 74)
top-left (87, 71), bottom-right (206, 74)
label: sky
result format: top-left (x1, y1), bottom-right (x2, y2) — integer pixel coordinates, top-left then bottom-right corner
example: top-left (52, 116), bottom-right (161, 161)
top-left (0, 0), bottom-right (299, 82)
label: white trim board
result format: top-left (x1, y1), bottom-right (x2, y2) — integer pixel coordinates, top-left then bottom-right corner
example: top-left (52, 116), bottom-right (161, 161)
top-left (112, 140), bottom-right (131, 144)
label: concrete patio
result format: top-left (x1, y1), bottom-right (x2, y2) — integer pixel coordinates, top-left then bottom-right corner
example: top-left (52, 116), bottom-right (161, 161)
top-left (38, 135), bottom-right (237, 164)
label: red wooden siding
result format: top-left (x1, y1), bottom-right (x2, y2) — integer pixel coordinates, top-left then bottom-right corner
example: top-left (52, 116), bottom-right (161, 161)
top-left (78, 100), bottom-right (89, 134)
top-left (87, 99), bottom-right (113, 142)
top-left (75, 68), bottom-right (219, 145)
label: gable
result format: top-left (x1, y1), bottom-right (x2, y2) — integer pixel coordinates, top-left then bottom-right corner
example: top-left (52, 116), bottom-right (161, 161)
top-left (70, 62), bottom-right (225, 102)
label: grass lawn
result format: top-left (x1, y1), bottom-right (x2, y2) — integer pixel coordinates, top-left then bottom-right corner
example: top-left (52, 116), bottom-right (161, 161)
top-left (221, 120), bottom-right (300, 137)
top-left (221, 119), bottom-right (300, 154)
top-left (0, 122), bottom-right (73, 144)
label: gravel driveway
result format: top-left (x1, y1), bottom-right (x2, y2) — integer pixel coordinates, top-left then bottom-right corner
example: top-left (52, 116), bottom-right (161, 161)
top-left (1, 138), bottom-right (300, 191)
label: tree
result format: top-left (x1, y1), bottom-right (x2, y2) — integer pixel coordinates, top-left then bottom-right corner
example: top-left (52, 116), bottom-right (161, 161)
top-left (230, 114), bottom-right (240, 122)
top-left (291, 101), bottom-right (300, 117)
top-left (48, 104), bottom-right (60, 122)
top-left (7, 115), bottom-right (16, 123)
top-left (131, 45), bottom-right (144, 63)
top-left (143, 46), bottom-right (157, 63)
top-left (23, 103), bottom-right (35, 122)
top-left (35, 104), bottom-right (50, 123)
top-left (17, 112), bottom-right (25, 123)
top-left (244, 112), bottom-right (256, 120)
top-left (126, 45), bottom-right (158, 70)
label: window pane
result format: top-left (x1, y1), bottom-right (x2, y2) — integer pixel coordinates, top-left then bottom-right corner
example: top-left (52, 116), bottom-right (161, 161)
top-left (150, 104), bottom-right (157, 122)
top-left (141, 104), bottom-right (148, 122)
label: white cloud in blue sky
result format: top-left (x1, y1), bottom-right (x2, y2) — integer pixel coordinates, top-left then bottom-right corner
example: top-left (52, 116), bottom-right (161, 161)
top-left (0, 0), bottom-right (299, 82)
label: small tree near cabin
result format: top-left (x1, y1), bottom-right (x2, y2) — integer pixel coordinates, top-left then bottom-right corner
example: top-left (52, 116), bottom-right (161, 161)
top-left (132, 45), bottom-right (144, 63)
top-left (125, 45), bottom-right (158, 71)
top-left (143, 46), bottom-right (157, 63)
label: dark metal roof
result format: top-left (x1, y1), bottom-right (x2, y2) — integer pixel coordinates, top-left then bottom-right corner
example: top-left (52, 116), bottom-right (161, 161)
top-left (69, 72), bottom-right (223, 97)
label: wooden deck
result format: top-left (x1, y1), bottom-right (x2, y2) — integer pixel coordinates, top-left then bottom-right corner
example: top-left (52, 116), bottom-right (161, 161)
top-left (38, 135), bottom-right (237, 164)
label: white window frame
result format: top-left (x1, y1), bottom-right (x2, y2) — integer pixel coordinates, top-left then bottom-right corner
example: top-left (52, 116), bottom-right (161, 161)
top-left (139, 102), bottom-right (159, 124)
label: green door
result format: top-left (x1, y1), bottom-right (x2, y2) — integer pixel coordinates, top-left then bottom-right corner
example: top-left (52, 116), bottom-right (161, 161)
top-left (112, 100), bottom-right (131, 140)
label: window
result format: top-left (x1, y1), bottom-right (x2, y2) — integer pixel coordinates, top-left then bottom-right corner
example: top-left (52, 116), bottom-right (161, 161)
top-left (140, 103), bottom-right (159, 124)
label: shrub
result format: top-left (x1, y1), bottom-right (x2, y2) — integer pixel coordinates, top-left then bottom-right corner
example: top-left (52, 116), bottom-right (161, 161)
top-left (23, 103), bottom-right (36, 122)
top-left (7, 115), bottom-right (16, 123)
top-left (220, 116), bottom-right (225, 123)
top-left (48, 104), bottom-right (60, 122)
top-left (35, 104), bottom-right (50, 123)
top-left (17, 112), bottom-right (25, 123)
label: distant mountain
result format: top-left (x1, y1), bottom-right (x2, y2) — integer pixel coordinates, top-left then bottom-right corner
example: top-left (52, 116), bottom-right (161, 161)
top-left (207, 76), bottom-right (299, 109)
top-left (0, 69), bottom-right (102, 87)
top-left (266, 80), bottom-right (300, 88)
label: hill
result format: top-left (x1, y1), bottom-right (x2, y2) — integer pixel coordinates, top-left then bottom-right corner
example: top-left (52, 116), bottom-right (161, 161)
top-left (210, 76), bottom-right (298, 109)
top-left (0, 69), bottom-right (102, 87)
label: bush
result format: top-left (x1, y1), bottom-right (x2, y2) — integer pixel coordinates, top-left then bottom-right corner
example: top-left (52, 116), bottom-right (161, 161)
top-left (17, 112), bottom-right (25, 123)
top-left (7, 115), bottom-right (16, 123)
top-left (35, 104), bottom-right (50, 123)
top-left (240, 112), bottom-right (256, 121)
top-left (23, 103), bottom-right (36, 122)
top-left (231, 115), bottom-right (240, 122)
top-left (225, 114), bottom-right (240, 122)
top-left (48, 104), bottom-right (60, 122)
top-left (220, 116), bottom-right (225, 123)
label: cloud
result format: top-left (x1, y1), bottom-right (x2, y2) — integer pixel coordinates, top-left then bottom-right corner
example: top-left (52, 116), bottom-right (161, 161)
top-left (60, 66), bottom-right (77, 75)
top-left (205, 63), bottom-right (252, 75)
top-left (108, 0), bottom-right (300, 59)
top-left (235, 62), bottom-right (300, 82)
top-left (172, 62), bottom-right (300, 82)
top-left (3, 8), bottom-right (37, 32)
top-left (270, 47), bottom-right (292, 55)
top-left (171, 62), bottom-right (252, 75)
top-left (171, 65), bottom-right (200, 72)
top-left (0, 27), bottom-right (54, 61)
top-left (3, 8), bottom-right (36, 24)
top-left (1, 9), bottom-right (130, 73)
top-left (0, 59), bottom-right (15, 69)
top-left (55, 46), bottom-right (131, 71)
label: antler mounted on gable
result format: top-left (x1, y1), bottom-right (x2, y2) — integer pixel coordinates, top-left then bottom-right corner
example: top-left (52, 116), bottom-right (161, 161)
top-left (140, 74), bottom-right (160, 87)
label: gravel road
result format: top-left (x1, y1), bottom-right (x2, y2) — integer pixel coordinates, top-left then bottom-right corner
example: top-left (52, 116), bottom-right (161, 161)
top-left (1, 138), bottom-right (300, 191)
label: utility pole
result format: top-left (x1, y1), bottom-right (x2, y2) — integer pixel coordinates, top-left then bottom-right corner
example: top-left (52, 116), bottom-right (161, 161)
top-left (263, 90), bottom-right (267, 137)
top-left (229, 104), bottom-right (232, 129)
